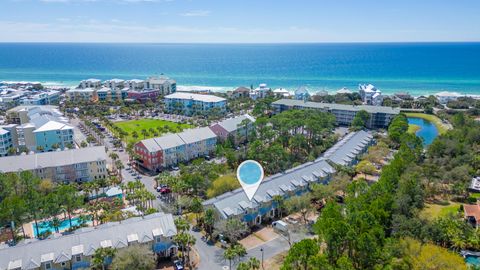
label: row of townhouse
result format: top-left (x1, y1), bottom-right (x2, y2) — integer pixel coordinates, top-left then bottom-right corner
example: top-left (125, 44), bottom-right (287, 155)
top-left (135, 114), bottom-right (254, 172)
top-left (164, 92), bottom-right (227, 116)
top-left (0, 213), bottom-right (177, 270)
top-left (3, 106), bottom-right (74, 153)
top-left (272, 99), bottom-right (400, 129)
top-left (135, 127), bottom-right (217, 172)
top-left (0, 146), bottom-right (108, 183)
top-left (75, 76), bottom-right (176, 103)
top-left (202, 130), bottom-right (374, 226)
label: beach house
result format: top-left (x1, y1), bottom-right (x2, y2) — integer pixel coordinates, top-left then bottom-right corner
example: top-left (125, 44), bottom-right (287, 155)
top-left (358, 84), bottom-right (383, 106)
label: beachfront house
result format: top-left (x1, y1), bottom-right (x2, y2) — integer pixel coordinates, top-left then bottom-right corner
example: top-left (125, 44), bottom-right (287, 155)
top-left (203, 130), bottom-right (374, 226)
top-left (0, 213), bottom-right (177, 270)
top-left (358, 84), bottom-right (383, 106)
top-left (294, 86), bottom-right (310, 101)
top-left (104, 79), bottom-right (125, 90)
top-left (250, 84), bottom-right (271, 100)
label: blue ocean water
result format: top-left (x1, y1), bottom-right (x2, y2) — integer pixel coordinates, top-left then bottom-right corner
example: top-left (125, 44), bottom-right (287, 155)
top-left (1, 43), bottom-right (480, 96)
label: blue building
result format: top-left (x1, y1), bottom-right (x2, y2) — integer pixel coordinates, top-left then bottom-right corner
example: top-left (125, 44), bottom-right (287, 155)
top-left (203, 130), bottom-right (374, 226)
top-left (164, 92), bottom-right (227, 116)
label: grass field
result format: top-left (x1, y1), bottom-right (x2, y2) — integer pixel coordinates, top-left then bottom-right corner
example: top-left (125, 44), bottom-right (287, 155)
top-left (114, 119), bottom-right (193, 143)
top-left (405, 113), bottom-right (450, 135)
top-left (420, 201), bottom-right (461, 220)
top-left (407, 124), bottom-right (421, 134)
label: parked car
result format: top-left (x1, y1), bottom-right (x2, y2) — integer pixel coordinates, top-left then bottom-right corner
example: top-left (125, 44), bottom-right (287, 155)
top-left (157, 185), bottom-right (171, 194)
top-left (173, 260), bottom-right (184, 270)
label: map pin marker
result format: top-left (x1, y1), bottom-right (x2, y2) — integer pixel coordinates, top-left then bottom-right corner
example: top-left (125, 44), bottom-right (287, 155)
top-left (237, 160), bottom-right (264, 201)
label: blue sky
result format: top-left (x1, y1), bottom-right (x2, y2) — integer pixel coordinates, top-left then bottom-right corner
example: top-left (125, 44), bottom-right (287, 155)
top-left (1, 0), bottom-right (479, 42)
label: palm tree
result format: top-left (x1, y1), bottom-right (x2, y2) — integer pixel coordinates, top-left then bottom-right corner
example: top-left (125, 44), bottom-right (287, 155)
top-left (111, 245), bottom-right (155, 270)
top-left (92, 247), bottom-right (116, 270)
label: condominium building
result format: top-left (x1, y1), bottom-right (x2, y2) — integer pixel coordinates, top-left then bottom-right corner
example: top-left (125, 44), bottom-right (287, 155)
top-left (65, 88), bottom-right (97, 103)
top-left (0, 127), bottom-right (13, 156)
top-left (125, 79), bottom-right (145, 91)
top-left (0, 213), bottom-right (177, 270)
top-left (127, 88), bottom-right (161, 102)
top-left (135, 127), bottom-right (217, 172)
top-left (358, 84), bottom-right (383, 106)
top-left (0, 146), bottom-right (107, 183)
top-left (19, 90), bottom-right (60, 106)
top-left (144, 76), bottom-right (176, 95)
top-left (203, 130), bottom-right (373, 226)
top-left (272, 99), bottom-right (400, 129)
top-left (79, 78), bottom-right (102, 89)
top-left (96, 87), bottom-right (128, 102)
top-left (104, 79), bottom-right (125, 90)
top-left (209, 114), bottom-right (255, 144)
top-left (6, 106), bottom-right (74, 152)
top-left (164, 92), bottom-right (227, 116)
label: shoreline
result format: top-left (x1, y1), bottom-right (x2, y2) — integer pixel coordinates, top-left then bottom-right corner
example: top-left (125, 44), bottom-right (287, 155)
top-left (2, 79), bottom-right (480, 98)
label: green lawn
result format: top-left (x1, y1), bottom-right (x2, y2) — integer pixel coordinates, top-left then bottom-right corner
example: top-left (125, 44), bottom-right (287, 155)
top-left (420, 202), bottom-right (461, 220)
top-left (405, 112), bottom-right (450, 135)
top-left (114, 119), bottom-right (193, 144)
top-left (407, 124), bottom-right (421, 134)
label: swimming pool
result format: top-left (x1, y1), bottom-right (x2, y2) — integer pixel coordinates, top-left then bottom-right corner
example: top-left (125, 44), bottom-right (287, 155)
top-left (237, 160), bottom-right (264, 185)
top-left (465, 255), bottom-right (480, 266)
top-left (32, 217), bottom-right (90, 237)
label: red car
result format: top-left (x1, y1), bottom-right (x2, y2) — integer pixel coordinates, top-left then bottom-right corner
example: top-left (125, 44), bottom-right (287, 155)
top-left (156, 185), bottom-right (171, 194)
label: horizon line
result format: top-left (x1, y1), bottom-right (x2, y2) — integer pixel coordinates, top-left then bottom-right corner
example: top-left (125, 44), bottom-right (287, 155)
top-left (1, 41), bottom-right (480, 45)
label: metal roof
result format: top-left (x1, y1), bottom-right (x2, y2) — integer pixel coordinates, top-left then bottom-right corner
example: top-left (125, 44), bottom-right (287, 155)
top-left (0, 213), bottom-right (176, 270)
top-left (272, 99), bottom-right (400, 115)
top-left (177, 127), bottom-right (216, 145)
top-left (0, 146), bottom-right (107, 173)
top-left (165, 92), bottom-right (226, 103)
top-left (320, 130), bottom-right (373, 166)
top-left (203, 159), bottom-right (335, 219)
top-left (211, 114), bottom-right (255, 133)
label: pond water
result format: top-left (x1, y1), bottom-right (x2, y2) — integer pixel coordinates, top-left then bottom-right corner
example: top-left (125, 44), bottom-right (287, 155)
top-left (465, 255), bottom-right (480, 266)
top-left (407, 117), bottom-right (439, 146)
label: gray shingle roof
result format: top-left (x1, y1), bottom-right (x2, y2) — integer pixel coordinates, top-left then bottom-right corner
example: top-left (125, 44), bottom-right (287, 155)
top-left (0, 213), bottom-right (176, 270)
top-left (0, 146), bottom-right (106, 173)
top-left (272, 99), bottom-right (400, 114)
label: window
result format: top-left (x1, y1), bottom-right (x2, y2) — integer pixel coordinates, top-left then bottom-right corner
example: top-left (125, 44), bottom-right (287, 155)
top-left (44, 262), bottom-right (52, 270)
top-left (75, 255), bottom-right (81, 262)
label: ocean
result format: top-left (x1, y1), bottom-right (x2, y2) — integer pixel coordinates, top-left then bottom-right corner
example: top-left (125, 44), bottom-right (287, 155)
top-left (1, 42), bottom-right (480, 96)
